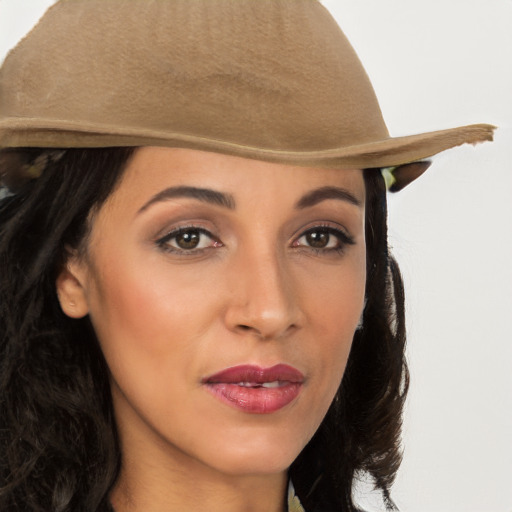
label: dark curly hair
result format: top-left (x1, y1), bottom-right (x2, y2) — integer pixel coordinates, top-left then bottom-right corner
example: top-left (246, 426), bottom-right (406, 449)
top-left (0, 148), bottom-right (408, 512)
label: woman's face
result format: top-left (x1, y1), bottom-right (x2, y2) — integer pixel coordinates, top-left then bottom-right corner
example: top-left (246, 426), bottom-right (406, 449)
top-left (59, 147), bottom-right (366, 477)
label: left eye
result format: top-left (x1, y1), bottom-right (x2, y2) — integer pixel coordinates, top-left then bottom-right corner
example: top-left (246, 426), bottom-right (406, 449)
top-left (293, 227), bottom-right (354, 251)
top-left (157, 227), bottom-right (221, 252)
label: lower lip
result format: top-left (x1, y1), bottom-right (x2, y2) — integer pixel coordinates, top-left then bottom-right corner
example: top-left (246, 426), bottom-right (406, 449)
top-left (204, 382), bottom-right (302, 414)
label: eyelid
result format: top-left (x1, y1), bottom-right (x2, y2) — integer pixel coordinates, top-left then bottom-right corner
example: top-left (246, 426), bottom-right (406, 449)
top-left (291, 222), bottom-right (355, 253)
top-left (155, 224), bottom-right (222, 255)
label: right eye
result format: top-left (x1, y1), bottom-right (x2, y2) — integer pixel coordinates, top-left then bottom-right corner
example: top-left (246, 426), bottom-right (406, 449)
top-left (156, 226), bottom-right (222, 254)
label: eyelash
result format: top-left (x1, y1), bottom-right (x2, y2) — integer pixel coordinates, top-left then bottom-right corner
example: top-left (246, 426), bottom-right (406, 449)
top-left (155, 224), bottom-right (355, 256)
top-left (292, 225), bottom-right (355, 255)
top-left (156, 225), bottom-right (222, 255)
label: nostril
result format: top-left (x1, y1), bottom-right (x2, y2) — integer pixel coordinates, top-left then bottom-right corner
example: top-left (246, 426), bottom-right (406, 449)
top-left (234, 322), bottom-right (298, 340)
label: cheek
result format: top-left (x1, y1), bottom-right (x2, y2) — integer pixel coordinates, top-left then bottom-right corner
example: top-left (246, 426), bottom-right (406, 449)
top-left (300, 246), bottom-right (366, 345)
top-left (292, 247), bottom-right (366, 428)
top-left (84, 251), bottom-right (220, 383)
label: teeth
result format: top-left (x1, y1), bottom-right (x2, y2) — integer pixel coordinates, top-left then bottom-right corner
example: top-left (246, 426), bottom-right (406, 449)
top-left (261, 381), bottom-right (281, 388)
top-left (235, 381), bottom-right (282, 388)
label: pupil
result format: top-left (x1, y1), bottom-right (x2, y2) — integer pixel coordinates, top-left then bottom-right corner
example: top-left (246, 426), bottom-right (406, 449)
top-left (176, 230), bottom-right (200, 249)
top-left (307, 230), bottom-right (329, 248)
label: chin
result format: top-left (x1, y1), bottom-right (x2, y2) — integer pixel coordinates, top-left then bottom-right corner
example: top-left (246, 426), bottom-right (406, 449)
top-left (196, 426), bottom-right (310, 477)
top-left (208, 451), bottom-right (296, 477)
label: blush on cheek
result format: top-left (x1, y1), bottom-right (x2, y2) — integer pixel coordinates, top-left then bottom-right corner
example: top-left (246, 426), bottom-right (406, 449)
top-left (86, 264), bottom-right (160, 354)
top-left (87, 255), bottom-right (212, 374)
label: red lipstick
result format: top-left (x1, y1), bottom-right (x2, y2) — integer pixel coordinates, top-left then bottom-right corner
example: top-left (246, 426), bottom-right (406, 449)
top-left (202, 364), bottom-right (304, 414)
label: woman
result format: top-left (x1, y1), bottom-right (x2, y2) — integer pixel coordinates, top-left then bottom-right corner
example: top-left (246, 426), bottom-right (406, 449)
top-left (0, 1), bottom-right (494, 511)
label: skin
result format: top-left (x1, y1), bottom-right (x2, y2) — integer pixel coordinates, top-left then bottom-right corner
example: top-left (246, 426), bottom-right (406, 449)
top-left (56, 147), bottom-right (367, 512)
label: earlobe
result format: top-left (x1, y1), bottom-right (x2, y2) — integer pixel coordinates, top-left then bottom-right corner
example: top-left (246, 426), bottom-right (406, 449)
top-left (55, 256), bottom-right (90, 319)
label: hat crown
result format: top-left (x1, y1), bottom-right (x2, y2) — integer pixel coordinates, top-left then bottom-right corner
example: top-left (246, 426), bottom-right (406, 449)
top-left (0, 0), bottom-right (388, 152)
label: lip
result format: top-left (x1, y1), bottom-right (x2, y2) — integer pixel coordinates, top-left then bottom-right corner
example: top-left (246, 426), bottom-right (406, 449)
top-left (202, 364), bottom-right (304, 414)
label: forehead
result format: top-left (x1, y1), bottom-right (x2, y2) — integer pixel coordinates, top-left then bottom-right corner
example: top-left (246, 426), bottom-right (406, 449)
top-left (109, 146), bottom-right (365, 210)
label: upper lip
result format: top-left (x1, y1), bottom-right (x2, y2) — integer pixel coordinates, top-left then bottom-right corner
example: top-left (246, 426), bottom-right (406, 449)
top-left (203, 364), bottom-right (304, 384)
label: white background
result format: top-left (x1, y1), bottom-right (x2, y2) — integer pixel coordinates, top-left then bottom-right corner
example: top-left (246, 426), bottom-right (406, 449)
top-left (1, 2), bottom-right (511, 511)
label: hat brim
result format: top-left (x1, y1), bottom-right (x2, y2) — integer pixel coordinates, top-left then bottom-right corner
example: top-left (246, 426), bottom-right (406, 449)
top-left (0, 119), bottom-right (495, 170)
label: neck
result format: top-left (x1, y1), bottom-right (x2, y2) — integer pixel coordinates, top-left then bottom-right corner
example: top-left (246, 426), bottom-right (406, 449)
top-left (110, 460), bottom-right (288, 512)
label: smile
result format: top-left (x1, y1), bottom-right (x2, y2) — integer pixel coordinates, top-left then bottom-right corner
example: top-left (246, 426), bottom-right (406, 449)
top-left (202, 364), bottom-right (304, 414)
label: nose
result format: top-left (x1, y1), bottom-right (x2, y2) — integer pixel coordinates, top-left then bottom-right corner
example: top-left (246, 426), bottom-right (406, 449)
top-left (223, 247), bottom-right (303, 340)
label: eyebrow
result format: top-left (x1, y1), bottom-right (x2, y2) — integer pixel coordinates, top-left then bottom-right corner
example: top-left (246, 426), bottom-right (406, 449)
top-left (138, 186), bottom-right (236, 214)
top-left (295, 186), bottom-right (362, 209)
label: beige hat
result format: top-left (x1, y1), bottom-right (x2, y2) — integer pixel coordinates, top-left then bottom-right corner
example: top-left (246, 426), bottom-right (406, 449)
top-left (0, 0), bottom-right (494, 189)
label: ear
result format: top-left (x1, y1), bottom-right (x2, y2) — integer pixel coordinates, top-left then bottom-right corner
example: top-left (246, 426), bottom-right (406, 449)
top-left (55, 252), bottom-right (90, 318)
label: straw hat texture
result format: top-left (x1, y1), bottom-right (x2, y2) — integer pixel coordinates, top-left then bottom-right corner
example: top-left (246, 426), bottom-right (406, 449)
top-left (0, 0), bottom-right (494, 188)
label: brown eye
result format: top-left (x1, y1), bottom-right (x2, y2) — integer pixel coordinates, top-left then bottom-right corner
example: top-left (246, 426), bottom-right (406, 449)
top-left (157, 227), bottom-right (222, 253)
top-left (175, 229), bottom-right (201, 249)
top-left (293, 226), bottom-right (355, 253)
top-left (305, 229), bottom-right (331, 248)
